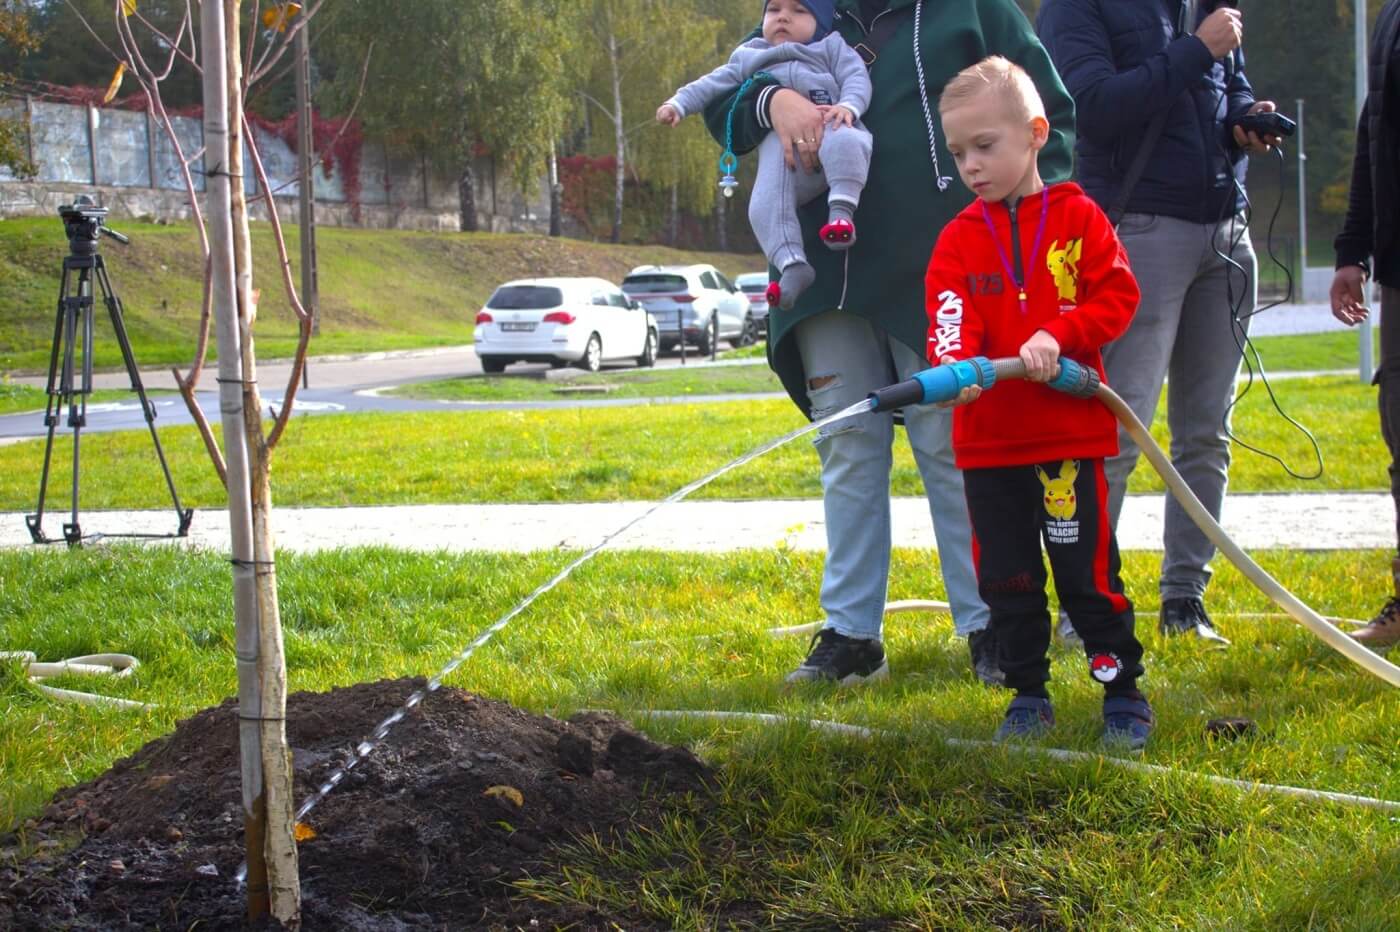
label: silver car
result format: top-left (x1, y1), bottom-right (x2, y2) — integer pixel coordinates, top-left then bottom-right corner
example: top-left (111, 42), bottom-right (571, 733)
top-left (733, 271), bottom-right (771, 338)
top-left (621, 264), bottom-right (756, 355)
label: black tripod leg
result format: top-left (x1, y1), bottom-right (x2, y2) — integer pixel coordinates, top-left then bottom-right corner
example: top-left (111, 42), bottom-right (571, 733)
top-left (64, 268), bottom-right (94, 548)
top-left (27, 264), bottom-right (76, 544)
top-left (97, 259), bottom-right (193, 536)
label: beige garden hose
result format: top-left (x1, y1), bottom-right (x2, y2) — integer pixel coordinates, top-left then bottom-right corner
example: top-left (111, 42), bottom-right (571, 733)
top-left (0, 651), bottom-right (150, 710)
top-left (1096, 380), bottom-right (1400, 688)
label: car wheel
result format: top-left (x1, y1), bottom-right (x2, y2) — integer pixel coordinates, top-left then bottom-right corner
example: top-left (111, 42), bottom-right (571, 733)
top-left (637, 329), bottom-right (657, 367)
top-left (738, 314), bottom-right (757, 347)
top-left (579, 333), bottom-right (602, 372)
top-left (481, 357), bottom-right (507, 374)
top-left (697, 316), bottom-right (716, 356)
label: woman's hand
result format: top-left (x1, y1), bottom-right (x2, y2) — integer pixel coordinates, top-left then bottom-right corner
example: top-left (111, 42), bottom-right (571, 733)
top-left (770, 88), bottom-right (825, 172)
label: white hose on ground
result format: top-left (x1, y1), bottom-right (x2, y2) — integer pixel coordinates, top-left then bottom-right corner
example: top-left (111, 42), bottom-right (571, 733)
top-left (627, 708), bottom-right (1400, 814)
top-left (1095, 382), bottom-right (1400, 688)
top-left (0, 651), bottom-right (150, 710)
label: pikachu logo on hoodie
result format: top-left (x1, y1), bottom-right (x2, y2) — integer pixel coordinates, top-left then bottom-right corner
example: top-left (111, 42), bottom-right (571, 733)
top-left (1046, 238), bottom-right (1082, 303)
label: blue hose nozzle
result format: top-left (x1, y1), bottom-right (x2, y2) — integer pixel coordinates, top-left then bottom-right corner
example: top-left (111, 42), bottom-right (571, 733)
top-left (867, 356), bottom-right (1099, 413)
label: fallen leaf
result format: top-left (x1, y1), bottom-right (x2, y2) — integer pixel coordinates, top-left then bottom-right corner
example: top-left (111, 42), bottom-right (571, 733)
top-left (482, 785), bottom-right (523, 808)
top-left (293, 822), bottom-right (317, 842)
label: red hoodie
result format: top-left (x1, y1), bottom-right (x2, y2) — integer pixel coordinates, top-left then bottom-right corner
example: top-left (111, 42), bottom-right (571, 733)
top-left (924, 182), bottom-right (1139, 469)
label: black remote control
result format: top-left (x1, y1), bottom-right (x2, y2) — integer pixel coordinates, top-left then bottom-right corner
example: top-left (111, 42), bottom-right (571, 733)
top-left (1235, 111), bottom-right (1296, 139)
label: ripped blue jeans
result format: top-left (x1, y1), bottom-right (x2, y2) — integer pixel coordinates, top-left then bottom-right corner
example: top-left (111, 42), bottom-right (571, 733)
top-left (794, 309), bottom-right (989, 640)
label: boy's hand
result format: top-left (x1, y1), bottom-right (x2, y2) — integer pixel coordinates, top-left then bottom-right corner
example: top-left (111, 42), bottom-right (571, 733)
top-left (818, 105), bottom-right (855, 129)
top-left (1019, 330), bottom-right (1061, 382)
top-left (656, 103), bottom-right (681, 126)
top-left (936, 355), bottom-right (982, 407)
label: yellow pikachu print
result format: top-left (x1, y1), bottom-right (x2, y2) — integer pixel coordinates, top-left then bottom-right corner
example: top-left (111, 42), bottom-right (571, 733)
top-left (1046, 238), bottom-right (1082, 302)
top-left (1036, 459), bottom-right (1079, 520)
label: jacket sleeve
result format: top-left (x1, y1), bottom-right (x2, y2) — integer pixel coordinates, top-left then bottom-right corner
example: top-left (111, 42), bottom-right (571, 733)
top-left (982, 0), bottom-right (1076, 184)
top-left (1036, 0), bottom-right (1215, 147)
top-left (671, 49), bottom-right (754, 119)
top-left (1039, 203), bottom-right (1139, 355)
top-left (925, 228), bottom-right (983, 363)
top-left (1224, 50), bottom-right (1256, 130)
top-left (829, 37), bottom-right (872, 116)
top-left (702, 28), bottom-right (776, 155)
top-left (1335, 97), bottom-right (1376, 271)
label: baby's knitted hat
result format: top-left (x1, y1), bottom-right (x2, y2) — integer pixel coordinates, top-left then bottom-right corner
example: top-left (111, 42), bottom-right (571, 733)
top-left (762, 0), bottom-right (835, 42)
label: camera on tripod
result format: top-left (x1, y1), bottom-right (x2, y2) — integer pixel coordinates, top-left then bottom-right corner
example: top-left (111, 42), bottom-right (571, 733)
top-left (58, 195), bottom-right (129, 254)
top-left (25, 195), bottom-right (191, 546)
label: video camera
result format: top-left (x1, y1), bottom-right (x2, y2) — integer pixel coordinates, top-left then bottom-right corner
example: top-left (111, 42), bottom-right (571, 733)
top-left (58, 195), bottom-right (129, 256)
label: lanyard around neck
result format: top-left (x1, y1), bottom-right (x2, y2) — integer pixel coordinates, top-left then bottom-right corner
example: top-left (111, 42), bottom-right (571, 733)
top-left (979, 187), bottom-right (1050, 315)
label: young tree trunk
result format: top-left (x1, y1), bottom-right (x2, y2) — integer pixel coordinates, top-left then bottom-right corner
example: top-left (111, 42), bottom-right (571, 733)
top-left (458, 158), bottom-right (478, 232)
top-left (609, 33), bottom-right (624, 244)
top-left (199, 2), bottom-right (298, 925)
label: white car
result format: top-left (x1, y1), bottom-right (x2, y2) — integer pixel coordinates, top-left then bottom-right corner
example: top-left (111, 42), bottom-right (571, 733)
top-left (473, 277), bottom-right (659, 374)
top-left (621, 264), bottom-right (755, 356)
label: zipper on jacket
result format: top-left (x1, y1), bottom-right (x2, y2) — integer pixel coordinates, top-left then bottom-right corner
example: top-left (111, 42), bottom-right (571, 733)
top-left (1006, 201), bottom-right (1024, 297)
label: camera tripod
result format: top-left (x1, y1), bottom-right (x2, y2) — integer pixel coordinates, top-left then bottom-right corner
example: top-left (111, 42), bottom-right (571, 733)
top-left (26, 201), bottom-right (193, 546)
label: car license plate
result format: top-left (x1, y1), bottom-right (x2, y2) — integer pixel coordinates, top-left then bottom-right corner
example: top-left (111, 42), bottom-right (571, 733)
top-left (500, 322), bottom-right (536, 332)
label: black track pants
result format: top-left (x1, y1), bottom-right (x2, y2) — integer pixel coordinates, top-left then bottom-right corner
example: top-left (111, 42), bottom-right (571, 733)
top-left (964, 457), bottom-right (1145, 694)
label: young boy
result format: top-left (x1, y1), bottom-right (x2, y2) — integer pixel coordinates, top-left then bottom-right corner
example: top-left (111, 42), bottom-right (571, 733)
top-left (925, 56), bottom-right (1154, 748)
top-left (657, 0), bottom-right (871, 310)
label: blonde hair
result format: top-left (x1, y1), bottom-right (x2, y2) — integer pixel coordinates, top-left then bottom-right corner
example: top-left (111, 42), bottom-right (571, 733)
top-left (938, 55), bottom-right (1046, 124)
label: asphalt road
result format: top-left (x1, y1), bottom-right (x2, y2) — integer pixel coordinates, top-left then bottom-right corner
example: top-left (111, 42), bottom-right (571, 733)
top-left (0, 299), bottom-right (1369, 442)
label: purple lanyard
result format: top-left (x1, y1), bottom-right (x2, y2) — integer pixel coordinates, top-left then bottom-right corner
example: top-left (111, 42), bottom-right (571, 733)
top-left (979, 187), bottom-right (1049, 315)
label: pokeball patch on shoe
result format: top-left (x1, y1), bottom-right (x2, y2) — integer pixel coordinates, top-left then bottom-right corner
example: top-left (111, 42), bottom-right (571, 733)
top-left (1089, 652), bottom-right (1123, 683)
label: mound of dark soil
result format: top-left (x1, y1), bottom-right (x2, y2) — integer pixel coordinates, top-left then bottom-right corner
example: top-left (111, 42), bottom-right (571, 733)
top-left (0, 678), bottom-right (713, 930)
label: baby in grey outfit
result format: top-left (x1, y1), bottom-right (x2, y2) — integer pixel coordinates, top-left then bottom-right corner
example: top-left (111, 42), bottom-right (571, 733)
top-left (657, 0), bottom-right (872, 309)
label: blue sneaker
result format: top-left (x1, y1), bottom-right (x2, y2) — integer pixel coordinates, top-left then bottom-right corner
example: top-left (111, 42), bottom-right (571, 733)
top-left (1102, 694), bottom-right (1155, 750)
top-left (995, 695), bottom-right (1054, 741)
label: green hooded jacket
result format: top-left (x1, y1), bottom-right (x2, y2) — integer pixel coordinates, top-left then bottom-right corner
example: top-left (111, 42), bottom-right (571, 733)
top-left (704, 0), bottom-right (1076, 417)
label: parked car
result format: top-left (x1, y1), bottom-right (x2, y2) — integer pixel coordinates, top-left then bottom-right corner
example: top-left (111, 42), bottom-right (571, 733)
top-left (733, 271), bottom-right (771, 338)
top-left (473, 277), bottom-right (658, 373)
top-left (621, 264), bottom-right (756, 355)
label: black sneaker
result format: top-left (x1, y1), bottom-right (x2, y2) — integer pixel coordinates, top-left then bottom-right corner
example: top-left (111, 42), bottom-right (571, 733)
top-left (1159, 597), bottom-right (1230, 644)
top-left (785, 628), bottom-right (888, 687)
top-left (967, 627), bottom-right (1005, 687)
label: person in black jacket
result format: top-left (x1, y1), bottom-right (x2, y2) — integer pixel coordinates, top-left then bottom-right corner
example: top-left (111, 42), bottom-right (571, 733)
top-left (1332, 0), bottom-right (1400, 649)
top-left (1037, 0), bottom-right (1281, 643)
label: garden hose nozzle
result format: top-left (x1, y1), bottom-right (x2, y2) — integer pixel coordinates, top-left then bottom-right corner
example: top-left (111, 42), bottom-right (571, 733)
top-left (867, 355), bottom-right (1097, 413)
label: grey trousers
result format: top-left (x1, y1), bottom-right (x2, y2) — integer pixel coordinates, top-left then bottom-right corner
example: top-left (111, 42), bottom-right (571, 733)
top-left (1103, 211), bottom-right (1256, 601)
top-left (748, 123), bottom-right (872, 273)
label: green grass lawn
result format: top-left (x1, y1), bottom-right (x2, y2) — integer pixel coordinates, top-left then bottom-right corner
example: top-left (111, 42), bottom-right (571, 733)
top-left (2, 545), bottom-right (1396, 926)
top-left (0, 376), bottom-right (1384, 511)
top-left (1247, 327), bottom-right (1382, 373)
top-left (0, 216), bottom-right (762, 373)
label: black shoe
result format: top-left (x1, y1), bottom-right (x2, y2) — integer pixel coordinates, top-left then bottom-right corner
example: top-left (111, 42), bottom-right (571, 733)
top-left (785, 628), bottom-right (888, 687)
top-left (1158, 597), bottom-right (1230, 644)
top-left (967, 627), bottom-right (1005, 687)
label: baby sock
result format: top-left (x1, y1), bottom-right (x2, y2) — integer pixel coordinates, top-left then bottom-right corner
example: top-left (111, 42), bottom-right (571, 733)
top-left (775, 261), bottom-right (816, 310)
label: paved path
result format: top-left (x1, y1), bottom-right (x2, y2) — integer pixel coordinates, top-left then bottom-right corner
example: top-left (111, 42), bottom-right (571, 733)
top-left (2, 492), bottom-right (1388, 553)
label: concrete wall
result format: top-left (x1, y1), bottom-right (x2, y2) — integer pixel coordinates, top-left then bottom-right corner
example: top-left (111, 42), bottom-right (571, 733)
top-left (0, 97), bottom-right (552, 233)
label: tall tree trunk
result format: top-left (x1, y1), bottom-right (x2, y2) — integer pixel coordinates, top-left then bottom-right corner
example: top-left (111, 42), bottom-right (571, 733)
top-left (609, 32), bottom-right (624, 244)
top-left (548, 141), bottom-right (562, 237)
top-left (200, 1), bottom-right (298, 925)
top-left (715, 192), bottom-right (728, 252)
top-left (458, 158), bottom-right (478, 232)
top-left (668, 182), bottom-right (679, 246)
